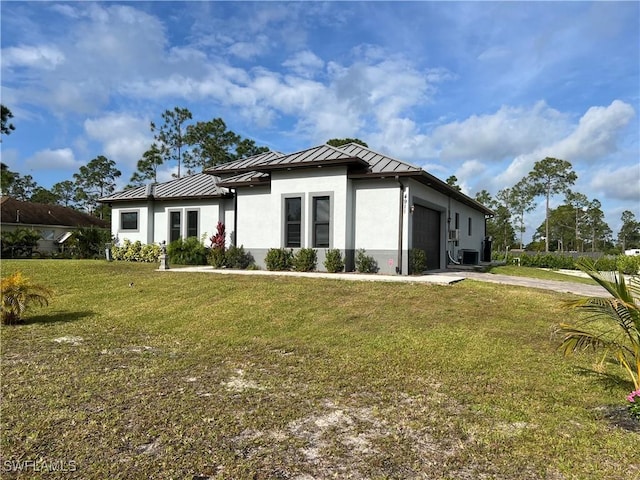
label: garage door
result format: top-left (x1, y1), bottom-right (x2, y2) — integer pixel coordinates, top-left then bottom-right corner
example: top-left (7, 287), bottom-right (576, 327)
top-left (412, 205), bottom-right (441, 270)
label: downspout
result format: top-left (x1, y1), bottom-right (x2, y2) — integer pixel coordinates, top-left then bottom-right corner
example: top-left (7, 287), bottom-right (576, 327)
top-left (232, 188), bottom-right (238, 247)
top-left (146, 183), bottom-right (155, 244)
top-left (397, 178), bottom-right (404, 275)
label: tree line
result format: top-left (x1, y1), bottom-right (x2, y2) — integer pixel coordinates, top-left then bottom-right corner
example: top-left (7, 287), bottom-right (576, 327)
top-left (472, 157), bottom-right (639, 253)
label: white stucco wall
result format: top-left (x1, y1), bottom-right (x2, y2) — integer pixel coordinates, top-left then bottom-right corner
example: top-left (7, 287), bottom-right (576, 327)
top-left (236, 167), bottom-right (351, 250)
top-left (353, 180), bottom-right (401, 250)
top-left (111, 201), bottom-right (149, 245)
top-left (111, 199), bottom-right (223, 246)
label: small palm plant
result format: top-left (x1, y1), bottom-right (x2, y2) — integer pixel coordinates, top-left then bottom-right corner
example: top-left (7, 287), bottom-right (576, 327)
top-left (557, 259), bottom-right (640, 392)
top-left (1, 272), bottom-right (53, 325)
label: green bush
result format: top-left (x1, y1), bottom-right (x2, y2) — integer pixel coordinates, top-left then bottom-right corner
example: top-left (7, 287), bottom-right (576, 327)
top-left (293, 248), bottom-right (317, 272)
top-left (167, 237), bottom-right (208, 265)
top-left (225, 245), bottom-right (254, 269)
top-left (72, 227), bottom-right (111, 259)
top-left (518, 254), bottom-right (575, 270)
top-left (208, 247), bottom-right (226, 268)
top-left (265, 248), bottom-right (293, 271)
top-left (355, 248), bottom-right (378, 273)
top-left (0, 228), bottom-right (41, 258)
top-left (123, 240), bottom-right (143, 262)
top-left (617, 254), bottom-right (640, 275)
top-left (409, 248), bottom-right (426, 274)
top-left (592, 255), bottom-right (617, 272)
top-left (323, 249), bottom-right (345, 273)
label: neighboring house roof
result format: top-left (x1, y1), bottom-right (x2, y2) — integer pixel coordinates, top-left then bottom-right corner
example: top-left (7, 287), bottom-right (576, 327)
top-left (98, 172), bottom-right (231, 203)
top-left (0, 196), bottom-right (109, 228)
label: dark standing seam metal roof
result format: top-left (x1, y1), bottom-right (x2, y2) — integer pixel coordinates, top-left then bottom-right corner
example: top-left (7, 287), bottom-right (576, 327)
top-left (98, 173), bottom-right (229, 203)
top-left (205, 151), bottom-right (285, 174)
top-left (217, 171), bottom-right (270, 188)
top-left (1, 196), bottom-right (109, 228)
top-left (209, 144), bottom-right (368, 174)
top-left (337, 143), bottom-right (494, 216)
top-left (337, 143), bottom-right (422, 174)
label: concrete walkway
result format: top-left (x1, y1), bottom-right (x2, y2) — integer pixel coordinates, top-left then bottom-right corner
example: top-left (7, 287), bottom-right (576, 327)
top-left (160, 265), bottom-right (609, 297)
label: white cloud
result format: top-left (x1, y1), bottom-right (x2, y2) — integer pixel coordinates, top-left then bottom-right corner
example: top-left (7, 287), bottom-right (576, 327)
top-left (551, 100), bottom-right (635, 163)
top-left (589, 163), bottom-right (640, 201)
top-left (84, 113), bottom-right (151, 167)
top-left (1, 45), bottom-right (65, 69)
top-left (282, 50), bottom-right (325, 77)
top-left (25, 148), bottom-right (80, 170)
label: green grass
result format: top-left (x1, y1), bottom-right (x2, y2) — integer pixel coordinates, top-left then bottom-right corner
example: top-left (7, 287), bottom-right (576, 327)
top-left (1, 260), bottom-right (638, 479)
top-left (489, 265), bottom-right (598, 285)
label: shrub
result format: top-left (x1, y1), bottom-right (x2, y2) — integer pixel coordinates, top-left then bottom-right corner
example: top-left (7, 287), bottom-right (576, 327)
top-left (72, 227), bottom-right (111, 259)
top-left (410, 248), bottom-right (426, 274)
top-left (592, 255), bottom-right (617, 272)
top-left (618, 255), bottom-right (640, 275)
top-left (123, 240), bottom-right (143, 262)
top-left (293, 248), bottom-right (317, 272)
top-left (210, 222), bottom-right (226, 250)
top-left (265, 248), bottom-right (293, 271)
top-left (324, 249), bottom-right (345, 273)
top-left (355, 248), bottom-right (378, 273)
top-left (1, 272), bottom-right (52, 325)
top-left (0, 228), bottom-right (41, 258)
top-left (225, 245), bottom-right (254, 269)
top-left (167, 237), bottom-right (208, 265)
top-left (208, 247), bottom-right (226, 268)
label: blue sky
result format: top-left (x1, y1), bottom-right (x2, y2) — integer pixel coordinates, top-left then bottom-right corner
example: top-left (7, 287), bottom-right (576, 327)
top-left (1, 1), bottom-right (638, 241)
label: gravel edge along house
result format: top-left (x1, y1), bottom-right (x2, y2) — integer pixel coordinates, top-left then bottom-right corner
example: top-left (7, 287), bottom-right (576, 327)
top-left (100, 143), bottom-right (494, 274)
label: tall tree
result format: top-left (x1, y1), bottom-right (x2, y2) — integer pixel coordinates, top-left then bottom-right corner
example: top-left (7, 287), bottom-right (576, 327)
top-left (151, 107), bottom-right (192, 178)
top-left (30, 187), bottom-right (59, 205)
top-left (8, 174), bottom-right (38, 201)
top-left (618, 210), bottom-right (640, 251)
top-left (445, 175), bottom-right (462, 192)
top-left (583, 199), bottom-right (611, 252)
top-left (233, 137), bottom-right (269, 160)
top-left (183, 118), bottom-right (239, 172)
top-left (565, 191), bottom-right (590, 252)
top-left (475, 190), bottom-right (515, 254)
top-left (51, 180), bottom-right (78, 207)
top-left (129, 143), bottom-right (163, 186)
top-left (1, 105), bottom-right (16, 138)
top-left (1, 163), bottom-right (18, 194)
top-left (326, 138), bottom-right (368, 147)
top-left (73, 155), bottom-right (121, 218)
top-left (508, 179), bottom-right (536, 249)
top-left (526, 157), bottom-right (577, 252)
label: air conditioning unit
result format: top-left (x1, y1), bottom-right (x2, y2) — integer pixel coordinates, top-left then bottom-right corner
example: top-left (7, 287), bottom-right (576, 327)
top-left (448, 229), bottom-right (459, 241)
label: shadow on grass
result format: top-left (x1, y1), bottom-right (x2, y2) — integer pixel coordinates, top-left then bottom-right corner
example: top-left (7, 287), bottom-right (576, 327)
top-left (572, 365), bottom-right (634, 392)
top-left (23, 310), bottom-right (95, 325)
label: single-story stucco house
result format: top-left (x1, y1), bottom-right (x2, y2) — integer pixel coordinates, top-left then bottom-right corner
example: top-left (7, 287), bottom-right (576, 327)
top-left (0, 196), bottom-right (109, 253)
top-left (100, 143), bottom-right (494, 274)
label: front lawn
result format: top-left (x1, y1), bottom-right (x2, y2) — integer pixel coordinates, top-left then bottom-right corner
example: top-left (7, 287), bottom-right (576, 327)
top-left (1, 260), bottom-right (637, 479)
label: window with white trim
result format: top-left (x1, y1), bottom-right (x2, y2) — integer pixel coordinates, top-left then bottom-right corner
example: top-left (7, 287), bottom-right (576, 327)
top-left (121, 211), bottom-right (138, 231)
top-left (285, 197), bottom-right (302, 248)
top-left (312, 196), bottom-right (330, 248)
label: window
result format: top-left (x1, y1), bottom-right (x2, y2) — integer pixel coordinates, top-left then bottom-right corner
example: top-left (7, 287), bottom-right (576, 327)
top-left (454, 212), bottom-right (460, 230)
top-left (285, 197), bottom-right (302, 247)
top-left (121, 211), bottom-right (138, 231)
top-left (169, 211), bottom-right (181, 243)
top-left (187, 210), bottom-right (198, 238)
top-left (313, 196), bottom-right (330, 248)
top-left (468, 217), bottom-right (472, 236)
